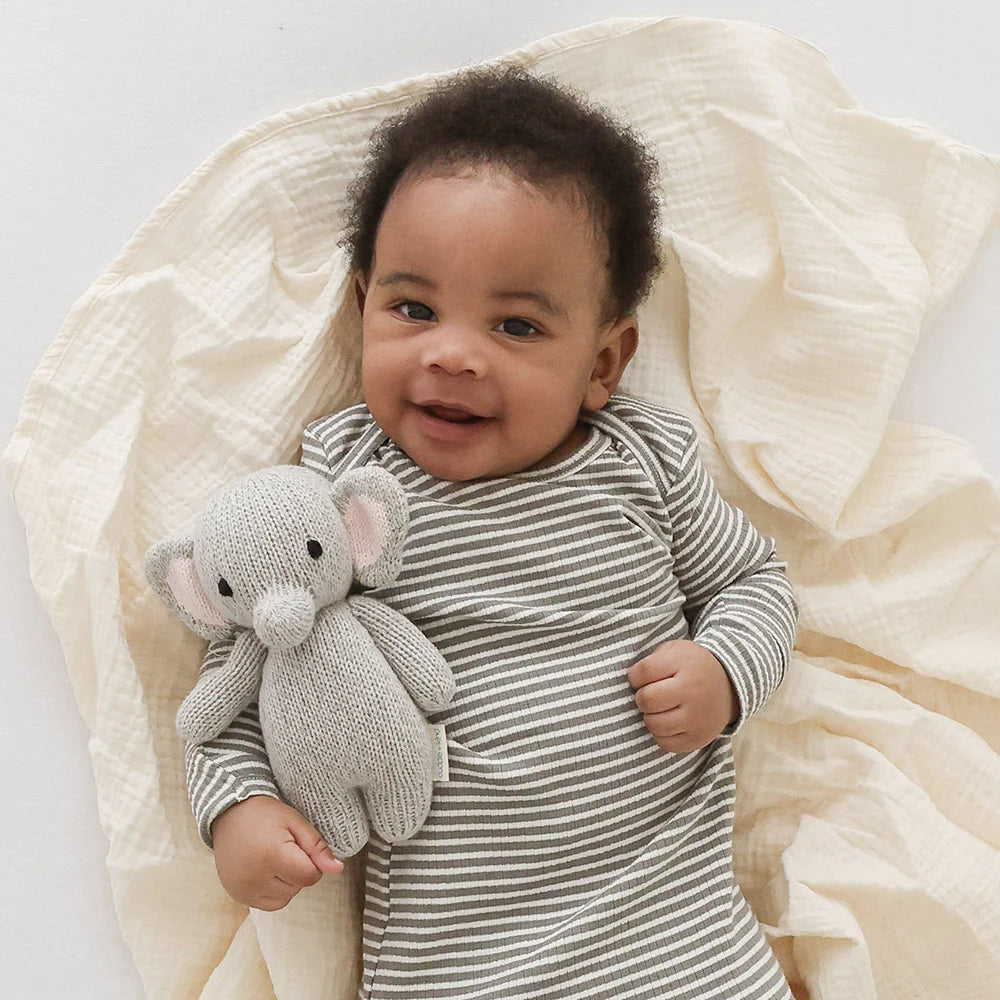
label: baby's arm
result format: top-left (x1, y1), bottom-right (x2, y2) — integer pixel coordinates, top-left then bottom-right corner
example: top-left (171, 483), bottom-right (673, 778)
top-left (183, 635), bottom-right (281, 845)
top-left (630, 420), bottom-right (799, 749)
top-left (670, 428), bottom-right (798, 728)
top-left (184, 637), bottom-right (344, 908)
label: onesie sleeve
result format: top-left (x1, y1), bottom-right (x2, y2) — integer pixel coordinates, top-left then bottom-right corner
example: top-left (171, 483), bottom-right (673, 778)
top-left (663, 419), bottom-right (799, 733)
top-left (182, 421), bottom-right (346, 847)
top-left (183, 637), bottom-right (282, 848)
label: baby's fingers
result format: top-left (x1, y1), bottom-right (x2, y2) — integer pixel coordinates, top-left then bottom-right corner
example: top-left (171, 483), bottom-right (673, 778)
top-left (247, 872), bottom-right (316, 912)
top-left (271, 839), bottom-right (325, 889)
top-left (633, 675), bottom-right (682, 715)
top-left (250, 879), bottom-right (299, 912)
top-left (640, 705), bottom-right (706, 753)
top-left (645, 712), bottom-right (715, 754)
top-left (283, 814), bottom-right (346, 877)
top-left (642, 705), bottom-right (685, 739)
top-left (654, 733), bottom-right (703, 754)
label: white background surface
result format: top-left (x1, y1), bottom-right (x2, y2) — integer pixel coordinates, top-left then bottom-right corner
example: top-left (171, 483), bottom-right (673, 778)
top-left (2, 2), bottom-right (997, 998)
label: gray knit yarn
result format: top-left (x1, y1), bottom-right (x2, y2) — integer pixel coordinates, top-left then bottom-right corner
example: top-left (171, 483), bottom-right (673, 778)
top-left (144, 464), bottom-right (455, 857)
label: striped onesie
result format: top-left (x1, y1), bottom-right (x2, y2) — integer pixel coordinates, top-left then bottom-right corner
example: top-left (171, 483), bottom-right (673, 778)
top-left (186, 392), bottom-right (799, 999)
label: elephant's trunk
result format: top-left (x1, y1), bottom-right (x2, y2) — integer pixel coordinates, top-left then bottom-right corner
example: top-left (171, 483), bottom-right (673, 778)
top-left (253, 586), bottom-right (316, 650)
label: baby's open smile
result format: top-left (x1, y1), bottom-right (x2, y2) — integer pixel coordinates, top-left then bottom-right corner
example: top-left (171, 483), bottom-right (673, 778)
top-left (412, 400), bottom-right (494, 443)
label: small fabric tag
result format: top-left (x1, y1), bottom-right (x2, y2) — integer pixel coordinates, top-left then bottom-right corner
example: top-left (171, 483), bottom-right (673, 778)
top-left (427, 722), bottom-right (449, 782)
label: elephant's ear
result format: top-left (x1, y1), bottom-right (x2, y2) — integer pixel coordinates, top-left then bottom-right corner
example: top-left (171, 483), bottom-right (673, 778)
top-left (332, 467), bottom-right (409, 589)
top-left (144, 534), bottom-right (236, 642)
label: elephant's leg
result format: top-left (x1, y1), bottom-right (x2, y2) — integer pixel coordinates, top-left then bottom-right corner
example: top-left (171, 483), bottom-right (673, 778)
top-left (365, 741), bottom-right (435, 843)
top-left (309, 785), bottom-right (369, 858)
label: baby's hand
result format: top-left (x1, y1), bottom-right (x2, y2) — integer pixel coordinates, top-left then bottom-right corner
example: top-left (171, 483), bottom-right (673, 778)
top-left (210, 796), bottom-right (345, 911)
top-left (626, 639), bottom-right (738, 753)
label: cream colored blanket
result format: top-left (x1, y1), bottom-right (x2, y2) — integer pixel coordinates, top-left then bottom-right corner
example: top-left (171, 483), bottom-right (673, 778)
top-left (4, 15), bottom-right (999, 1000)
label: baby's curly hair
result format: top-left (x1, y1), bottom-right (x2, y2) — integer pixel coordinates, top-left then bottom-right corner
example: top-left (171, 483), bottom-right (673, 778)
top-left (339, 63), bottom-right (663, 324)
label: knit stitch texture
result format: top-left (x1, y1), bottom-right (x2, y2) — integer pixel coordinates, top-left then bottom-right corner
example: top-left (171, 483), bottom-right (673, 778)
top-left (145, 463), bottom-right (455, 856)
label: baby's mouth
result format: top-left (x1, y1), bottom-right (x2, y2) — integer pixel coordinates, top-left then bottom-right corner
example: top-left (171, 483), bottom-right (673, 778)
top-left (421, 404), bottom-right (487, 424)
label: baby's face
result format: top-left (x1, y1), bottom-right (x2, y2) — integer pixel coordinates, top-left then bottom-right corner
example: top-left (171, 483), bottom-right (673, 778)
top-left (356, 166), bottom-right (636, 481)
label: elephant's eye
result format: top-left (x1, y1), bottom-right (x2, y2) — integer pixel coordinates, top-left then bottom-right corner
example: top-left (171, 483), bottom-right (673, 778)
top-left (218, 577), bottom-right (233, 598)
top-left (307, 539), bottom-right (323, 559)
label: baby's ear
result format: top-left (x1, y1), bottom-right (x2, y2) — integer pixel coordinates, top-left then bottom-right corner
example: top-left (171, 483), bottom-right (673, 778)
top-left (144, 534), bottom-right (235, 641)
top-left (331, 467), bottom-right (409, 589)
top-left (585, 318), bottom-right (639, 410)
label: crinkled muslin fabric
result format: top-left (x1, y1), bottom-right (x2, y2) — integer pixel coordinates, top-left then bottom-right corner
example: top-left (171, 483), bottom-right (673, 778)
top-left (4, 15), bottom-right (1000, 1000)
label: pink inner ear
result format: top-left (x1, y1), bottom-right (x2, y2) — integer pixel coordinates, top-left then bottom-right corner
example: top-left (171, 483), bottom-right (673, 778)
top-left (166, 556), bottom-right (229, 627)
top-left (343, 496), bottom-right (389, 570)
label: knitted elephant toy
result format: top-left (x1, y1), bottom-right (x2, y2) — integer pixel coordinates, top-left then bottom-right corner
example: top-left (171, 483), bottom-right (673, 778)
top-left (144, 463), bottom-right (455, 857)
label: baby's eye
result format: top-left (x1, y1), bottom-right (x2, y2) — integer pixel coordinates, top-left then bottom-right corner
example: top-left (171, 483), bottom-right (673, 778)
top-left (498, 317), bottom-right (539, 338)
top-left (398, 301), bottom-right (436, 322)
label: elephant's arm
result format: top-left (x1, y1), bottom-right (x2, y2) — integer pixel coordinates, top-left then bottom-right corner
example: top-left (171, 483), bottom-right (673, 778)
top-left (183, 635), bottom-right (280, 848)
top-left (176, 627), bottom-right (268, 743)
top-left (347, 595), bottom-right (455, 713)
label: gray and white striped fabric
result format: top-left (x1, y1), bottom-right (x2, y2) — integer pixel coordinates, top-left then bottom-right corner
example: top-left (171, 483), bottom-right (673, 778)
top-left (185, 393), bottom-right (799, 999)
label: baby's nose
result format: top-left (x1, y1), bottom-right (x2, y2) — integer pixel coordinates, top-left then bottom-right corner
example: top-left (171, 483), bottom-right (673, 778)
top-left (422, 326), bottom-right (489, 377)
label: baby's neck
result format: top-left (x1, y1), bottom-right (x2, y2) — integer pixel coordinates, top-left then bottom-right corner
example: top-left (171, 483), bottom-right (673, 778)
top-left (523, 421), bottom-right (589, 473)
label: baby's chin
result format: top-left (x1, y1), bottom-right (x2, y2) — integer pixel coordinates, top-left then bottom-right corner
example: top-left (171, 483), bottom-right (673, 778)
top-left (391, 437), bottom-right (530, 482)
top-left (404, 443), bottom-right (578, 483)
top-left (403, 450), bottom-right (514, 482)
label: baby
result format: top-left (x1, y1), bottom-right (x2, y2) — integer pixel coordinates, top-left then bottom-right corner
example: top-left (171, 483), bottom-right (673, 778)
top-left (187, 65), bottom-right (799, 1000)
